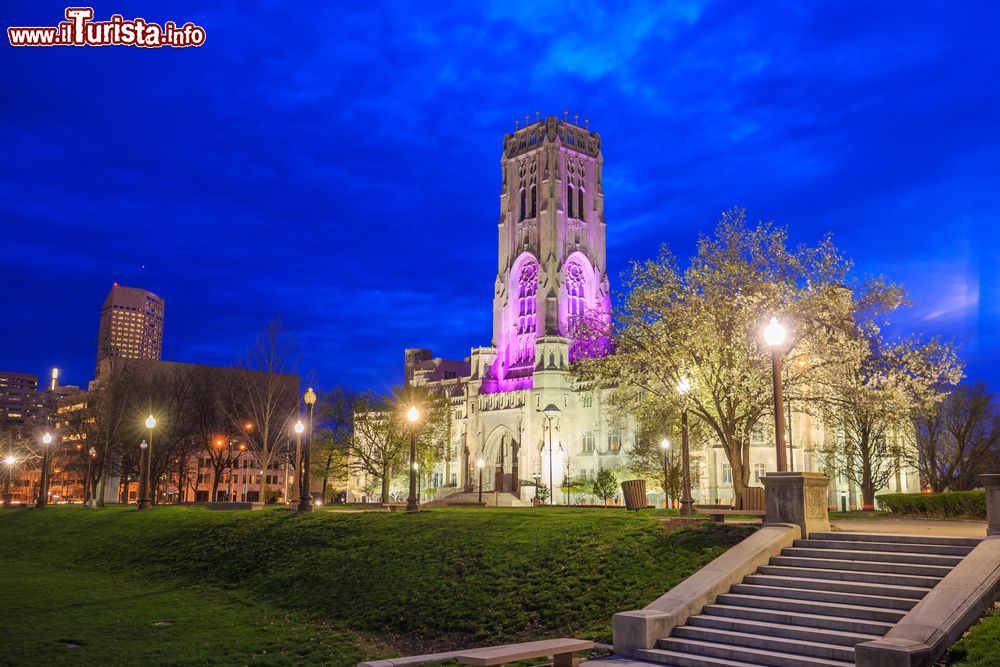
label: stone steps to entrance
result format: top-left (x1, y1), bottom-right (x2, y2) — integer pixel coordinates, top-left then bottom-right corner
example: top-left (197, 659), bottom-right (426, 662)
top-left (756, 564), bottom-right (943, 588)
top-left (642, 531), bottom-right (976, 667)
top-left (700, 602), bottom-right (895, 635)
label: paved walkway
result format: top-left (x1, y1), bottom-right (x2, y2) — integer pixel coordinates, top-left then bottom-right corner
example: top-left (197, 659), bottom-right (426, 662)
top-left (830, 517), bottom-right (987, 538)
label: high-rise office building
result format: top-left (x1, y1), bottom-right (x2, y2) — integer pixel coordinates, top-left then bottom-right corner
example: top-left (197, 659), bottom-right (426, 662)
top-left (96, 284), bottom-right (165, 368)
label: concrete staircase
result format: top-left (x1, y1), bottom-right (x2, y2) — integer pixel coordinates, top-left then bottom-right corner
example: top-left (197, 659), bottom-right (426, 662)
top-left (635, 531), bottom-right (982, 667)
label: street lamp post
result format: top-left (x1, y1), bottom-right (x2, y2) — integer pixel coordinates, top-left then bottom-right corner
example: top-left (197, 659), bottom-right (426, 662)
top-left (138, 415), bottom-right (156, 509)
top-left (660, 439), bottom-right (671, 509)
top-left (298, 388), bottom-right (317, 512)
top-left (36, 432), bottom-right (53, 509)
top-left (138, 440), bottom-right (149, 509)
top-left (477, 458), bottom-right (485, 504)
top-left (3, 455), bottom-right (15, 508)
top-left (677, 376), bottom-right (695, 516)
top-left (763, 318), bottom-right (788, 472)
top-left (540, 404), bottom-right (561, 506)
top-left (293, 420), bottom-right (304, 502)
top-left (414, 462), bottom-right (421, 502)
top-left (404, 404), bottom-right (420, 513)
top-left (84, 446), bottom-right (96, 507)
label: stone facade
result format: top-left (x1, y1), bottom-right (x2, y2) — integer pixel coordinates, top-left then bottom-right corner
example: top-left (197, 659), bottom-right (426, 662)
top-left (349, 116), bottom-right (920, 506)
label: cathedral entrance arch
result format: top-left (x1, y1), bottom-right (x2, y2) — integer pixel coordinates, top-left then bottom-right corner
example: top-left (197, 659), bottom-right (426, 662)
top-left (483, 425), bottom-right (520, 496)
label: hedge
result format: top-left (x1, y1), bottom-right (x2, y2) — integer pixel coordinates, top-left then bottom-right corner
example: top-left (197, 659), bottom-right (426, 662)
top-left (876, 491), bottom-right (986, 519)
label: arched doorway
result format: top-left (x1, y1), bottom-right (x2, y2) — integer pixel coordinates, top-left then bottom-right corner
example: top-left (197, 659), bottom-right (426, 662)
top-left (484, 426), bottom-right (520, 496)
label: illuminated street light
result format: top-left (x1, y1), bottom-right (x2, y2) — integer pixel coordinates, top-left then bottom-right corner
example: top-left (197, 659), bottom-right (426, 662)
top-left (405, 404), bottom-right (421, 513)
top-left (675, 376), bottom-right (695, 516)
top-left (298, 388), bottom-right (317, 512)
top-left (139, 415), bottom-right (156, 510)
top-left (84, 446), bottom-right (97, 507)
top-left (293, 419), bottom-right (305, 504)
top-left (36, 432), bottom-right (54, 508)
top-left (764, 317), bottom-right (788, 472)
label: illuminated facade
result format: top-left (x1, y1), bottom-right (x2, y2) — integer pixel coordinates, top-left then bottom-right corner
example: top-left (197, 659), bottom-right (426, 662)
top-left (96, 284), bottom-right (165, 371)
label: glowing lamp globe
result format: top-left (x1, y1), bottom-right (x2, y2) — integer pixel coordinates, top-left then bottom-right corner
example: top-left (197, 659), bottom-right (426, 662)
top-left (406, 406), bottom-right (420, 423)
top-left (660, 439), bottom-right (670, 450)
top-left (476, 458), bottom-right (485, 469)
top-left (677, 376), bottom-right (692, 395)
top-left (4, 455), bottom-right (15, 466)
top-left (294, 420), bottom-right (305, 434)
top-left (140, 440), bottom-right (148, 450)
top-left (145, 415), bottom-right (156, 429)
top-left (42, 433), bottom-right (52, 445)
top-left (764, 317), bottom-right (787, 347)
top-left (304, 387), bottom-right (317, 405)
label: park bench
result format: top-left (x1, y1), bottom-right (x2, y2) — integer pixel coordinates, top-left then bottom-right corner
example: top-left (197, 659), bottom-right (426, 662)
top-left (358, 638), bottom-right (594, 667)
top-left (696, 486), bottom-right (765, 523)
top-left (385, 503), bottom-right (407, 512)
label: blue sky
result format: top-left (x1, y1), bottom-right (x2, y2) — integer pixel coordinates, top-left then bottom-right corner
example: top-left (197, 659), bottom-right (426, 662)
top-left (2, 1), bottom-right (998, 392)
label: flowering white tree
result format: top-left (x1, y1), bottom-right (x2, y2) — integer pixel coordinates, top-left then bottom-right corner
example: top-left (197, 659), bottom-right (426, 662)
top-left (575, 209), bottom-right (908, 508)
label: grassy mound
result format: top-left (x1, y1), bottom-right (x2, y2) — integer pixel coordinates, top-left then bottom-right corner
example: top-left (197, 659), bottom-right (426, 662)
top-left (0, 506), bottom-right (752, 665)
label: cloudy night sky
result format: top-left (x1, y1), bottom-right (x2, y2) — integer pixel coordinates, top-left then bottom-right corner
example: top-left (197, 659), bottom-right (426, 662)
top-left (2, 1), bottom-right (998, 392)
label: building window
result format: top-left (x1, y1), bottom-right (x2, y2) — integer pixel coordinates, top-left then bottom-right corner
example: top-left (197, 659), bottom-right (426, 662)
top-left (514, 259), bottom-right (539, 367)
top-left (754, 463), bottom-right (765, 484)
top-left (519, 187), bottom-right (526, 221)
top-left (583, 432), bottom-right (595, 453)
top-left (567, 185), bottom-right (575, 218)
top-left (722, 463), bottom-right (733, 485)
top-left (578, 188), bottom-right (585, 221)
top-left (607, 431), bottom-right (621, 452)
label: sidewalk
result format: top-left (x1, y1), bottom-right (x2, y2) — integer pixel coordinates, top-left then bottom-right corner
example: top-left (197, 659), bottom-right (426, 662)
top-left (830, 517), bottom-right (988, 538)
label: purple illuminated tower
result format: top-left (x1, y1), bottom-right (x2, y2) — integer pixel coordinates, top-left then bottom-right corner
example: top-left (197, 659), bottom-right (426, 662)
top-left (480, 115), bottom-right (612, 393)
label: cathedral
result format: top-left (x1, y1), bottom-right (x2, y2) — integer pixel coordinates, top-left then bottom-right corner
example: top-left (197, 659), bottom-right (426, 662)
top-left (359, 115), bottom-right (920, 508)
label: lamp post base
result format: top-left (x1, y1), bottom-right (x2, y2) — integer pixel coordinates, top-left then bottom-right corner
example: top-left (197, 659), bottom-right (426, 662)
top-left (137, 499), bottom-right (151, 510)
top-left (84, 499), bottom-right (97, 508)
top-left (2, 494), bottom-right (11, 509)
top-left (297, 498), bottom-right (314, 512)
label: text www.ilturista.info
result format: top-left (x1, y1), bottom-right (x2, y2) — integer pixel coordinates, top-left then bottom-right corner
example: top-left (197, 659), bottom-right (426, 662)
top-left (8, 7), bottom-right (206, 48)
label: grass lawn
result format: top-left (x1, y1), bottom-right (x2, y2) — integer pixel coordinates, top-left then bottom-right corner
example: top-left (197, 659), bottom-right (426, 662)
top-left (949, 603), bottom-right (1000, 667)
top-left (0, 505), bottom-right (753, 666)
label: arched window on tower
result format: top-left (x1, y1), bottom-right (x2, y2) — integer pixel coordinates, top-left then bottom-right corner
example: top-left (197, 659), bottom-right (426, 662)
top-left (530, 185), bottom-right (537, 218)
top-left (519, 188), bottom-right (526, 222)
top-left (513, 259), bottom-right (538, 369)
top-left (578, 188), bottom-right (585, 221)
top-left (567, 185), bottom-right (575, 218)
top-left (566, 259), bottom-right (587, 361)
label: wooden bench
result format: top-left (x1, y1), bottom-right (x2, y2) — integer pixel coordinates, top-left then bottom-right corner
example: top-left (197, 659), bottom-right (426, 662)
top-left (357, 638), bottom-right (593, 667)
top-left (697, 487), bottom-right (766, 523)
top-left (385, 503), bottom-right (407, 512)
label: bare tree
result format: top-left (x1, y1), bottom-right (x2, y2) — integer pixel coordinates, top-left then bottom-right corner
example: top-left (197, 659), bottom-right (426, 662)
top-left (312, 387), bottom-right (355, 501)
top-left (229, 320), bottom-right (299, 502)
top-left (913, 382), bottom-right (999, 491)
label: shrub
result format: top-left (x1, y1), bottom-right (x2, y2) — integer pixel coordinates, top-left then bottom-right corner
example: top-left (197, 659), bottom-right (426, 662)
top-left (876, 491), bottom-right (986, 519)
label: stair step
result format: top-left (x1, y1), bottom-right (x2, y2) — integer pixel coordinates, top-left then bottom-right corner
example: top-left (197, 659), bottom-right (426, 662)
top-left (669, 625), bottom-right (857, 661)
top-left (686, 613), bottom-right (880, 646)
top-left (783, 546), bottom-right (964, 567)
top-left (770, 555), bottom-right (955, 577)
top-left (632, 648), bottom-right (773, 667)
top-left (757, 564), bottom-right (943, 588)
top-left (810, 531), bottom-right (982, 548)
top-left (730, 583), bottom-right (918, 610)
top-left (743, 574), bottom-right (931, 599)
top-left (641, 638), bottom-right (854, 667)
top-left (701, 603), bottom-right (894, 636)
top-left (795, 538), bottom-right (974, 556)
top-left (715, 593), bottom-right (907, 623)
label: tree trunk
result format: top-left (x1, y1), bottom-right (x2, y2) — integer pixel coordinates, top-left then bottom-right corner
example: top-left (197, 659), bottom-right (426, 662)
top-left (211, 469), bottom-right (221, 502)
top-left (380, 473), bottom-right (390, 504)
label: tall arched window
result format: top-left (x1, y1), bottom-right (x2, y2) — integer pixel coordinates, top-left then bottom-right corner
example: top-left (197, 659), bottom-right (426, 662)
top-left (513, 259), bottom-right (538, 368)
top-left (519, 188), bottom-right (526, 222)
top-left (567, 185), bottom-right (575, 218)
top-left (578, 188), bottom-right (585, 221)
top-left (529, 185), bottom-right (537, 218)
top-left (566, 259), bottom-right (586, 319)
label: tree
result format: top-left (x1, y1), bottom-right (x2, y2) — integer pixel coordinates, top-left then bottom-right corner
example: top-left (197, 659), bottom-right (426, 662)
top-left (576, 210), bottom-right (893, 507)
top-left (229, 321), bottom-right (299, 503)
top-left (312, 387), bottom-right (355, 502)
top-left (817, 331), bottom-right (961, 508)
top-left (591, 468), bottom-right (618, 505)
top-left (534, 482), bottom-right (550, 504)
top-left (913, 382), bottom-right (998, 492)
top-left (74, 361), bottom-right (136, 506)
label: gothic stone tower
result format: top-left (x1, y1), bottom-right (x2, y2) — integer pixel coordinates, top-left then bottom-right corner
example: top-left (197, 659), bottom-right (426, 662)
top-left (481, 115), bottom-right (611, 393)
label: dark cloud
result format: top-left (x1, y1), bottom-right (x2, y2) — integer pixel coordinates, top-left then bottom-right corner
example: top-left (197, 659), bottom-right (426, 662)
top-left (2, 1), bottom-right (997, 389)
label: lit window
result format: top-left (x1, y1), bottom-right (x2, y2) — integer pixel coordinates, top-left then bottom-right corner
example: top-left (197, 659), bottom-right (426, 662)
top-left (722, 463), bottom-right (733, 485)
top-left (754, 463), bottom-right (765, 484)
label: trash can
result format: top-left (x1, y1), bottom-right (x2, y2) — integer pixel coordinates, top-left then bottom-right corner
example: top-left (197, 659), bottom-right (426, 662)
top-left (620, 479), bottom-right (647, 511)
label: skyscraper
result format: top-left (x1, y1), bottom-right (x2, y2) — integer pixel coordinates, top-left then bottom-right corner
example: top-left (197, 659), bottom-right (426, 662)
top-left (96, 284), bottom-right (165, 368)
